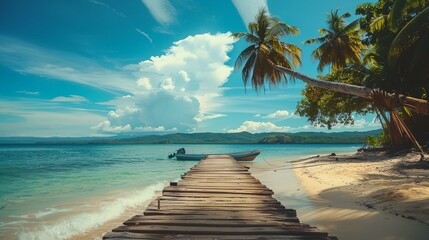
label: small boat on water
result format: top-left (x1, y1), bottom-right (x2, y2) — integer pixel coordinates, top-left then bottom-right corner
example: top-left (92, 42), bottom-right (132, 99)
top-left (168, 148), bottom-right (261, 161)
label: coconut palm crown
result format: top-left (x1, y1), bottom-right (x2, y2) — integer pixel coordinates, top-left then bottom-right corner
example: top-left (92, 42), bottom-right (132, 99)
top-left (304, 9), bottom-right (364, 72)
top-left (231, 8), bottom-right (302, 91)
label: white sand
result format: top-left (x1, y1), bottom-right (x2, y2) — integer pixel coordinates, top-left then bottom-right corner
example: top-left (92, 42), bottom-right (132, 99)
top-left (246, 152), bottom-right (429, 240)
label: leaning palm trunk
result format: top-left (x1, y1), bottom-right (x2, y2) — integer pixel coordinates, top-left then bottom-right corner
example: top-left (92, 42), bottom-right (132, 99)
top-left (273, 64), bottom-right (427, 159)
top-left (272, 64), bottom-right (372, 99)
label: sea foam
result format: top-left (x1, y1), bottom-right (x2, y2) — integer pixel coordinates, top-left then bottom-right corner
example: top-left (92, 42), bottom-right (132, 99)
top-left (18, 182), bottom-right (165, 240)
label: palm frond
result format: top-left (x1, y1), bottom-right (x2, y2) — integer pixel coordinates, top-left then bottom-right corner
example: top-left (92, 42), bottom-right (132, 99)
top-left (270, 21), bottom-right (300, 37)
top-left (234, 45), bottom-right (257, 70)
top-left (242, 51), bottom-right (257, 88)
top-left (303, 36), bottom-right (327, 44)
top-left (319, 28), bottom-right (333, 36)
top-left (342, 19), bottom-right (361, 35)
top-left (388, 6), bottom-right (429, 65)
top-left (388, 6), bottom-right (429, 63)
top-left (230, 32), bottom-right (246, 39)
top-left (389, 0), bottom-right (409, 31)
top-left (370, 15), bottom-right (388, 32)
top-left (244, 34), bottom-right (259, 44)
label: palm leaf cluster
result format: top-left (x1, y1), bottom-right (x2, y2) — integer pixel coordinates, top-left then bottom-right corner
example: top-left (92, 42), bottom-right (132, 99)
top-left (304, 10), bottom-right (364, 72)
top-left (231, 8), bottom-right (301, 91)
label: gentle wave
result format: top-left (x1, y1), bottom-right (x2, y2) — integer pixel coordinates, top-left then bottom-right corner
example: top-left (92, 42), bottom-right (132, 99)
top-left (18, 182), bottom-right (165, 240)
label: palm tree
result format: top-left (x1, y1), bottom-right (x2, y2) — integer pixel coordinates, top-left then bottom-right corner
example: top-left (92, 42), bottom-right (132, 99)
top-left (231, 8), bottom-right (301, 91)
top-left (367, 0), bottom-right (429, 94)
top-left (232, 8), bottom-right (428, 158)
top-left (303, 10), bottom-right (364, 72)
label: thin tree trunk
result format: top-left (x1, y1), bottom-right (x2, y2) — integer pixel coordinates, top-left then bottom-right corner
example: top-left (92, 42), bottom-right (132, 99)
top-left (272, 64), bottom-right (429, 115)
top-left (272, 64), bottom-right (372, 99)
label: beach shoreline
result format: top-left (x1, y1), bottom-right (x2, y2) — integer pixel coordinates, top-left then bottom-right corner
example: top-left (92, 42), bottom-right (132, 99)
top-left (245, 151), bottom-right (429, 240)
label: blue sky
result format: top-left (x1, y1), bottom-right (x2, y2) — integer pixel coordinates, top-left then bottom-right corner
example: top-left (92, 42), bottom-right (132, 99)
top-left (0, 0), bottom-right (380, 137)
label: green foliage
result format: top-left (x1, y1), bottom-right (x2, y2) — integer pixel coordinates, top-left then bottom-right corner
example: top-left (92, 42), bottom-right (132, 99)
top-left (296, 67), bottom-right (376, 129)
top-left (259, 134), bottom-right (291, 144)
top-left (231, 8), bottom-right (301, 91)
top-left (303, 9), bottom-right (364, 72)
top-left (365, 135), bottom-right (381, 146)
top-left (356, 0), bottom-right (429, 98)
top-left (378, 129), bottom-right (390, 145)
top-left (297, 0), bottom-right (429, 146)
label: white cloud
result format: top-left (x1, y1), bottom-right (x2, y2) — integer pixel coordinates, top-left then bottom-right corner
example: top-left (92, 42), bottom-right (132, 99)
top-left (0, 99), bottom-right (106, 137)
top-left (369, 117), bottom-right (381, 127)
top-left (95, 32), bottom-right (237, 134)
top-left (89, 0), bottom-right (126, 18)
top-left (51, 95), bottom-right (88, 103)
top-left (161, 77), bottom-right (175, 90)
top-left (232, 0), bottom-right (269, 28)
top-left (0, 36), bottom-right (136, 93)
top-left (136, 28), bottom-right (153, 43)
top-left (228, 121), bottom-right (292, 133)
top-left (136, 77), bottom-right (152, 90)
top-left (262, 110), bottom-right (298, 120)
top-left (95, 91), bottom-right (199, 133)
top-left (142, 0), bottom-right (176, 25)
top-left (16, 90), bottom-right (40, 95)
top-left (194, 113), bottom-right (226, 122)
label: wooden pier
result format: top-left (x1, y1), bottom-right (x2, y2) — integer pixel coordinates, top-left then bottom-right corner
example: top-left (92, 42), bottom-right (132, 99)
top-left (103, 155), bottom-right (336, 240)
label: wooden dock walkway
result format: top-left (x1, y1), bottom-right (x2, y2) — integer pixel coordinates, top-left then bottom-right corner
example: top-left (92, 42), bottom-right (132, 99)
top-left (103, 155), bottom-right (336, 240)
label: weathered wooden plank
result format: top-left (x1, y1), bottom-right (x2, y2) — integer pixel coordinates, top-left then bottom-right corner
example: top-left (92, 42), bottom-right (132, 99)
top-left (143, 209), bottom-right (297, 217)
top-left (149, 201), bottom-right (284, 208)
top-left (157, 196), bottom-right (281, 204)
top-left (123, 219), bottom-right (306, 227)
top-left (180, 178), bottom-right (261, 183)
top-left (112, 225), bottom-right (328, 237)
top-left (146, 206), bottom-right (286, 212)
top-left (127, 215), bottom-right (300, 223)
top-left (163, 186), bottom-right (274, 195)
top-left (104, 232), bottom-right (336, 240)
top-left (162, 191), bottom-right (275, 198)
top-left (177, 182), bottom-right (266, 188)
top-left (175, 183), bottom-right (271, 190)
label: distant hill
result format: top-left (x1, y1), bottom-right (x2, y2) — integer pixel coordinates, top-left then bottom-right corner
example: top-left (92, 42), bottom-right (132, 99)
top-left (98, 130), bottom-right (380, 144)
top-left (0, 130), bottom-right (381, 145)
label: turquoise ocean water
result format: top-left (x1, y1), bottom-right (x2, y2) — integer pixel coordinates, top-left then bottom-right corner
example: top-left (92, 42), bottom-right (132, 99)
top-left (0, 144), bottom-right (360, 240)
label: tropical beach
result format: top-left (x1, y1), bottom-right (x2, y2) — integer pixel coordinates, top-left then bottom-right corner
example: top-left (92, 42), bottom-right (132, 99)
top-left (246, 151), bottom-right (429, 240)
top-left (1, 0), bottom-right (429, 239)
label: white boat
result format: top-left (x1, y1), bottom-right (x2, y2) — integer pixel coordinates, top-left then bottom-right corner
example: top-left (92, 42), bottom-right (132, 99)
top-left (170, 149), bottom-right (261, 161)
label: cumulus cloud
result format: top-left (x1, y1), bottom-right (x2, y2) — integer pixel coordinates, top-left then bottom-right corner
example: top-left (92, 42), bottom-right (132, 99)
top-left (51, 95), bottom-right (88, 103)
top-left (262, 110), bottom-right (298, 120)
top-left (94, 32), bottom-right (236, 134)
top-left (142, 0), bottom-right (176, 25)
top-left (232, 0), bottom-right (269, 28)
top-left (136, 77), bottom-right (152, 90)
top-left (228, 121), bottom-right (292, 133)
